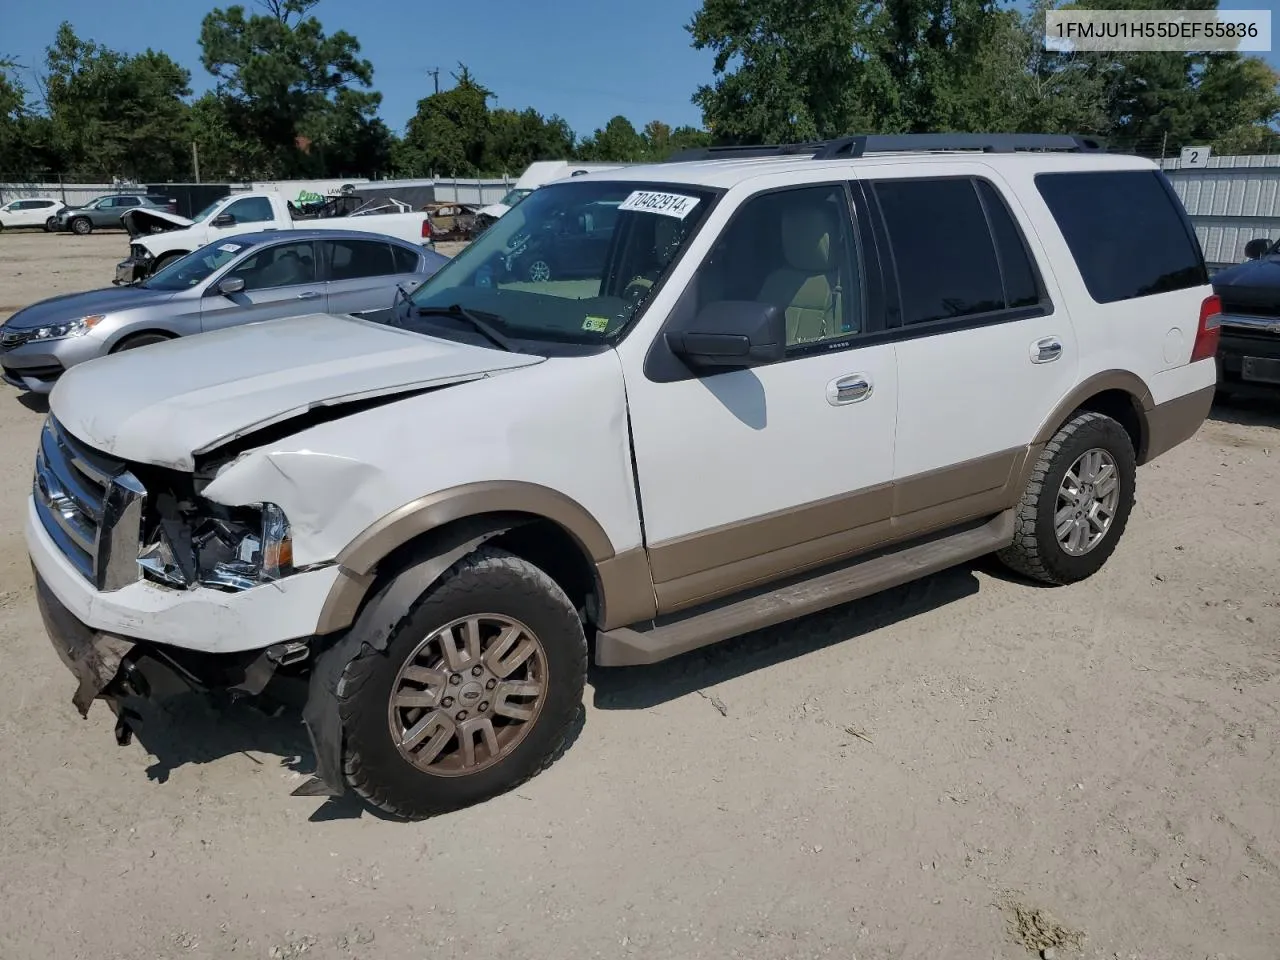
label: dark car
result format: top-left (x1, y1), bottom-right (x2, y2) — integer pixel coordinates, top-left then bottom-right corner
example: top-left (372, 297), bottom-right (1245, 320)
top-left (1211, 237), bottom-right (1280, 397)
top-left (55, 195), bottom-right (177, 235)
top-left (503, 199), bottom-right (620, 282)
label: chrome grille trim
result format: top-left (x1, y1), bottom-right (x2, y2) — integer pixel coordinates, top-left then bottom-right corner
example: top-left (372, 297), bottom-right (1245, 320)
top-left (32, 417), bottom-right (147, 591)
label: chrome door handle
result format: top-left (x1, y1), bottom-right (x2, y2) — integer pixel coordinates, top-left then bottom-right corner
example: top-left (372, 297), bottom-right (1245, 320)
top-left (296, 291), bottom-right (321, 300)
top-left (827, 374), bottom-right (873, 405)
top-left (1031, 337), bottom-right (1063, 363)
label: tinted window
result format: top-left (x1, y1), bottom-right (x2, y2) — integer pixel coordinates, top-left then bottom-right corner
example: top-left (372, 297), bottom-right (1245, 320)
top-left (874, 178), bottom-right (1004, 325)
top-left (1036, 170), bottom-right (1207, 303)
top-left (976, 180), bottom-right (1041, 309)
top-left (326, 239), bottom-right (397, 280)
top-left (694, 184), bottom-right (862, 346)
top-left (115, 196), bottom-right (141, 207)
top-left (224, 196), bottom-right (275, 224)
top-left (391, 244), bottom-right (420, 273)
top-left (227, 241), bottom-right (317, 291)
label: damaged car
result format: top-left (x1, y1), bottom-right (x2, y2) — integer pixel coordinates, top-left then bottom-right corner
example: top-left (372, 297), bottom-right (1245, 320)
top-left (24, 139), bottom-right (1217, 822)
top-left (1, 229), bottom-right (444, 394)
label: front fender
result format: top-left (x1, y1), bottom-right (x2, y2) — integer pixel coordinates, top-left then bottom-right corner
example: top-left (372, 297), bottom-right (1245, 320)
top-left (202, 450), bottom-right (393, 568)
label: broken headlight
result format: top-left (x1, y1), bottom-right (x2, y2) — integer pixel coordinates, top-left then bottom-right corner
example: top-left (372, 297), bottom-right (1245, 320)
top-left (139, 501), bottom-right (293, 591)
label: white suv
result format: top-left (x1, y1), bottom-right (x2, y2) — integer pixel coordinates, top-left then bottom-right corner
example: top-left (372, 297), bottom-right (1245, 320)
top-left (25, 134), bottom-right (1219, 819)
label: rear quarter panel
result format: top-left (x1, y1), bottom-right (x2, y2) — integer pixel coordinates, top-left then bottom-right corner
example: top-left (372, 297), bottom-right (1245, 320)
top-left (1006, 158), bottom-right (1216, 406)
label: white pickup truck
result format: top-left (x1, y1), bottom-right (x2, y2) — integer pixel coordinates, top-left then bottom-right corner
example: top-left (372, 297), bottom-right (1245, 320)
top-left (115, 191), bottom-right (433, 284)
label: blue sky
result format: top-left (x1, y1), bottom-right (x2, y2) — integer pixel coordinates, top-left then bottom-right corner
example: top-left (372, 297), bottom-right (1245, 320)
top-left (3, 0), bottom-right (1277, 140)
top-left (3, 0), bottom-right (715, 137)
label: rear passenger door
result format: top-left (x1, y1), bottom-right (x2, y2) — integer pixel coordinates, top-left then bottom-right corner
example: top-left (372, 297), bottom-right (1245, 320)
top-left (861, 170), bottom-right (1078, 522)
top-left (320, 238), bottom-right (407, 316)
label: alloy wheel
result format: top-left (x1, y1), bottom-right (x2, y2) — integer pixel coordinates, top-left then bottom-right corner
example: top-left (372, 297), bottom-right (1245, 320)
top-left (386, 614), bottom-right (548, 777)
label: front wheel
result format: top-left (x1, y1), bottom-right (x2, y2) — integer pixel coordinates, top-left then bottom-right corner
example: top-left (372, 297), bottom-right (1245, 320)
top-left (337, 547), bottom-right (587, 820)
top-left (70, 217), bottom-right (92, 236)
top-left (997, 411), bottom-right (1136, 585)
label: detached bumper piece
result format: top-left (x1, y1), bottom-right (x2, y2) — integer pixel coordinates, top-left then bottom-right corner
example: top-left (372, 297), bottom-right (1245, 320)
top-left (34, 571), bottom-right (147, 742)
top-left (34, 568), bottom-right (315, 754)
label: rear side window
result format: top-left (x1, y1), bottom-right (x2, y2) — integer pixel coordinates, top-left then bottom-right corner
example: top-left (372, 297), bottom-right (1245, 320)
top-left (1035, 170), bottom-right (1207, 303)
top-left (874, 178), bottom-right (1011, 325)
top-left (325, 238), bottom-right (397, 280)
top-left (391, 244), bottom-right (420, 273)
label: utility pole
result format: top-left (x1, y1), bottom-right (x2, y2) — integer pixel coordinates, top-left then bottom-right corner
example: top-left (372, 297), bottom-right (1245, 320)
top-left (192, 141), bottom-right (201, 184)
top-left (427, 67), bottom-right (440, 95)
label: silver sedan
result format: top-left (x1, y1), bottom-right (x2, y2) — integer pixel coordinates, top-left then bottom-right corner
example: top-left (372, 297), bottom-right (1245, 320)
top-left (0, 228), bottom-right (448, 394)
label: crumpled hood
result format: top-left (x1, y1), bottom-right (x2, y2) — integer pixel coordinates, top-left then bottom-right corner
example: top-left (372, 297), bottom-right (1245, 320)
top-left (2, 286), bottom-right (177, 330)
top-left (122, 207), bottom-right (194, 238)
top-left (1213, 255), bottom-right (1280, 310)
top-left (49, 313), bottom-right (543, 470)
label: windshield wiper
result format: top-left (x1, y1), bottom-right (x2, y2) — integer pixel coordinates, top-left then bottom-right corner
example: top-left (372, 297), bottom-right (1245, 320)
top-left (414, 303), bottom-right (518, 353)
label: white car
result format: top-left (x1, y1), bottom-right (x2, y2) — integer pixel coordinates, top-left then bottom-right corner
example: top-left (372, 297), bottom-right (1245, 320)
top-left (25, 134), bottom-right (1218, 819)
top-left (0, 197), bottom-right (67, 231)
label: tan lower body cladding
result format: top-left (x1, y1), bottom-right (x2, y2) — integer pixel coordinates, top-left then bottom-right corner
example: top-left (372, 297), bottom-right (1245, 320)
top-left (644, 446), bottom-right (1036, 615)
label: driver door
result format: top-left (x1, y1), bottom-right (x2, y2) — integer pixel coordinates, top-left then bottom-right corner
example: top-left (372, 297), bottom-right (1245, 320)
top-left (619, 181), bottom-right (899, 614)
top-left (201, 240), bottom-right (319, 332)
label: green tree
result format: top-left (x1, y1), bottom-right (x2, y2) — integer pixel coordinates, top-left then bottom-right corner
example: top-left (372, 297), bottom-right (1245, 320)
top-left (689, 0), bottom-right (881, 142)
top-left (40, 23), bottom-right (192, 180)
top-left (577, 115), bottom-right (647, 160)
top-left (199, 0), bottom-right (385, 177)
top-left (483, 107), bottom-right (575, 174)
top-left (399, 66), bottom-right (493, 176)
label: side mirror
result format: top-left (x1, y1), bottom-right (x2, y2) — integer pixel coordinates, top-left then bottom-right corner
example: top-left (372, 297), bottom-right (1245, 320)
top-left (665, 301), bottom-right (786, 370)
top-left (212, 213), bottom-right (236, 227)
top-left (218, 276), bottom-right (246, 296)
top-left (1244, 238), bottom-right (1272, 260)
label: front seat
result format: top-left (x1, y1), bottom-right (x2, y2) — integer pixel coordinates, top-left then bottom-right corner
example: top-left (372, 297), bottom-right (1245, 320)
top-left (259, 250), bottom-right (307, 288)
top-left (757, 204), bottom-right (842, 345)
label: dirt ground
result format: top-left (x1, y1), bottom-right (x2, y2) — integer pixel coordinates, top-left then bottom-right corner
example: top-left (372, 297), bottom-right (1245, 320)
top-left (1, 230), bottom-right (1277, 960)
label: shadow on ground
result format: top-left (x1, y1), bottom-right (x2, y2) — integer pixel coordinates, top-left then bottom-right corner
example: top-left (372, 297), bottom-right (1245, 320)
top-left (1211, 393), bottom-right (1280, 430)
top-left (16, 392), bottom-right (49, 414)
top-left (590, 564), bottom-right (983, 710)
top-left (121, 678), bottom-right (587, 823)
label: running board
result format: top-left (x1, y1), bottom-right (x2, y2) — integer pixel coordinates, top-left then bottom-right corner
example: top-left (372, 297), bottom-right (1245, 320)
top-left (595, 510), bottom-right (1015, 667)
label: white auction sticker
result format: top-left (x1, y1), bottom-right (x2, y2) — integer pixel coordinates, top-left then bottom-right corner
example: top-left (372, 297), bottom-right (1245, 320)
top-left (218, 243), bottom-right (241, 253)
top-left (618, 190), bottom-right (701, 219)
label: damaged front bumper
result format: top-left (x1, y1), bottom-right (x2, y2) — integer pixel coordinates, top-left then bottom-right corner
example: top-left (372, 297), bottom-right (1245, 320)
top-left (34, 565), bottom-right (349, 794)
top-left (114, 251), bottom-right (151, 286)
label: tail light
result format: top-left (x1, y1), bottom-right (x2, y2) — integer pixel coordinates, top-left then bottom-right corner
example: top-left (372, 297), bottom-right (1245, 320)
top-left (421, 218), bottom-right (432, 239)
top-left (1191, 294), bottom-right (1222, 362)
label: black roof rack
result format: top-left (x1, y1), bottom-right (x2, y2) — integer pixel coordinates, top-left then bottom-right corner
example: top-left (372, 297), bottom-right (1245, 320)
top-left (667, 133), bottom-right (1106, 163)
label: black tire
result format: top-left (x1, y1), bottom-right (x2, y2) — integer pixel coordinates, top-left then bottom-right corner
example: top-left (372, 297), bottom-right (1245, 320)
top-left (44, 217), bottom-right (58, 232)
top-left (70, 217), bottom-right (92, 236)
top-left (0, 221), bottom-right (5, 233)
top-left (111, 332), bottom-right (173, 353)
top-left (997, 411), bottom-right (1136, 585)
top-left (338, 547), bottom-right (587, 820)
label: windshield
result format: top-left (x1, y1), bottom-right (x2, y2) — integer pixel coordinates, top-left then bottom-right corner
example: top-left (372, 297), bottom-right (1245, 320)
top-left (408, 180), bottom-right (715, 345)
top-left (498, 189), bottom-right (533, 208)
top-left (191, 198), bottom-right (227, 222)
top-left (144, 236), bottom-right (262, 291)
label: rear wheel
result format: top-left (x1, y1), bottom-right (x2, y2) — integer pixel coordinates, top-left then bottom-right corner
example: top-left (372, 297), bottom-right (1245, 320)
top-left (44, 217), bottom-right (58, 232)
top-left (71, 217), bottom-right (92, 236)
top-left (997, 412), bottom-right (1136, 585)
top-left (338, 547), bottom-right (587, 820)
top-left (111, 332), bottom-right (173, 353)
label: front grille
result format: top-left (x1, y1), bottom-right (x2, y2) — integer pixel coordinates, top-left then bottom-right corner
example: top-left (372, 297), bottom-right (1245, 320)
top-left (32, 417), bottom-right (146, 591)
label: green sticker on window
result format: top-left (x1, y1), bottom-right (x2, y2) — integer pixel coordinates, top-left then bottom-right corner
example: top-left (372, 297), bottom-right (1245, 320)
top-left (582, 315), bottom-right (609, 332)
